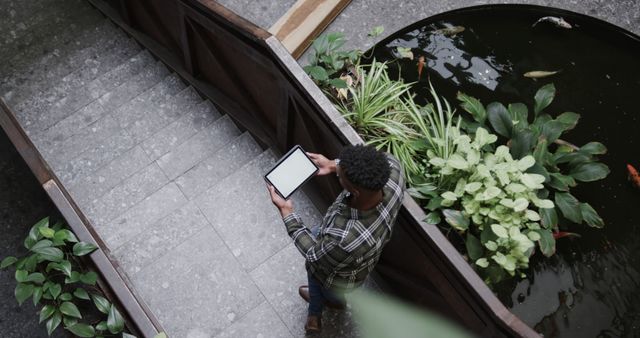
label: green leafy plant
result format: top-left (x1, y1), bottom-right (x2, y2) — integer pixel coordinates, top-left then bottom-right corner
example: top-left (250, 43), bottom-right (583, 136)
top-left (0, 217), bottom-right (127, 337)
top-left (304, 32), bottom-right (360, 91)
top-left (457, 83), bottom-right (609, 230)
top-left (425, 127), bottom-right (556, 282)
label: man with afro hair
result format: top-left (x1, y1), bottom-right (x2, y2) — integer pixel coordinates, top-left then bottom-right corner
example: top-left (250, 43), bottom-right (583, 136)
top-left (267, 144), bottom-right (405, 333)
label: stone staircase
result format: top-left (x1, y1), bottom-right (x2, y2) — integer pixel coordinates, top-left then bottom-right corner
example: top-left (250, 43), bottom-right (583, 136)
top-left (1, 1), bottom-right (361, 337)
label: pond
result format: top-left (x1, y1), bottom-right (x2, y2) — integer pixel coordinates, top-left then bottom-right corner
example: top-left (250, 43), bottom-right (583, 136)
top-left (367, 5), bottom-right (640, 337)
top-left (0, 127), bottom-right (65, 337)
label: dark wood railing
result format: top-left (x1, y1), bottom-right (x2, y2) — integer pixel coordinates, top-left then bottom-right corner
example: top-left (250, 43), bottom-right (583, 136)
top-left (0, 100), bottom-right (163, 337)
top-left (88, 0), bottom-right (540, 336)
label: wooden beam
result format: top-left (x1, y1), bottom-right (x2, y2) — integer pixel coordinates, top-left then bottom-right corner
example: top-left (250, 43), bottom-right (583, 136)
top-left (269, 0), bottom-right (351, 59)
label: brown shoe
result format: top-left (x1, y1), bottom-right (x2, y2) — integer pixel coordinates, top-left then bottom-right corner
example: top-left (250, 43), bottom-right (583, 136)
top-left (298, 285), bottom-right (346, 310)
top-left (305, 315), bottom-right (321, 333)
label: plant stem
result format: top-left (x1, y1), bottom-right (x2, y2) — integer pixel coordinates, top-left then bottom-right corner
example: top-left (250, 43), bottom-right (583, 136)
top-left (554, 138), bottom-right (580, 151)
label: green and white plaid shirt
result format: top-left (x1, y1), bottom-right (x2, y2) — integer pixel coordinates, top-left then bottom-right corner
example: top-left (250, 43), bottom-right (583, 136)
top-left (283, 154), bottom-right (405, 290)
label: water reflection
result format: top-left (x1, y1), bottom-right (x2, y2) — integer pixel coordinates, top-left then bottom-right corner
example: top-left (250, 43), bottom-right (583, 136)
top-left (388, 23), bottom-right (510, 90)
top-left (369, 7), bottom-right (640, 337)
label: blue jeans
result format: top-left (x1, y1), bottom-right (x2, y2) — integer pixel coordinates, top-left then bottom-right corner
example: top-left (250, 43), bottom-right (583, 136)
top-left (308, 225), bottom-right (345, 316)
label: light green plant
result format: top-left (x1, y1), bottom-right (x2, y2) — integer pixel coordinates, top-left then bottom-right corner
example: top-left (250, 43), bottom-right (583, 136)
top-left (427, 127), bottom-right (556, 283)
top-left (0, 217), bottom-right (128, 337)
top-left (457, 83), bottom-right (609, 230)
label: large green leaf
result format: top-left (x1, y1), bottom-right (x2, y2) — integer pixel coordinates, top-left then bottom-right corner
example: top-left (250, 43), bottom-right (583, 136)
top-left (579, 142), bottom-right (607, 155)
top-left (537, 229), bottom-right (556, 257)
top-left (56, 260), bottom-right (72, 277)
top-left (465, 233), bottom-right (483, 261)
top-left (92, 294), bottom-right (111, 314)
top-left (46, 312), bottom-right (62, 336)
top-left (49, 283), bottom-right (62, 300)
top-left (53, 229), bottom-right (78, 243)
top-left (25, 272), bottom-right (45, 284)
top-left (540, 207), bottom-right (558, 229)
top-left (80, 272), bottom-right (98, 285)
top-left (1, 256), bottom-right (18, 269)
top-left (580, 203), bottom-right (605, 228)
top-left (29, 217), bottom-right (49, 241)
top-left (509, 129), bottom-right (535, 159)
top-left (457, 92), bottom-right (486, 123)
top-left (33, 286), bottom-right (43, 305)
top-left (569, 162), bottom-right (610, 182)
top-left (73, 242), bottom-right (98, 257)
top-left (15, 283), bottom-right (35, 305)
top-left (107, 304), bottom-right (125, 334)
top-left (33, 246), bottom-right (64, 262)
top-left (154, 333), bottom-right (168, 338)
top-left (443, 209), bottom-right (470, 231)
top-left (67, 323), bottom-right (95, 338)
top-left (534, 83), bottom-right (556, 115)
top-left (30, 239), bottom-right (53, 251)
top-left (39, 227), bottom-right (55, 239)
top-left (39, 305), bottom-right (56, 323)
top-left (73, 288), bottom-right (90, 300)
top-left (540, 120), bottom-right (566, 143)
top-left (60, 301), bottom-right (82, 319)
top-left (508, 102), bottom-right (529, 129)
top-left (304, 65), bottom-right (329, 81)
top-left (15, 270), bottom-right (28, 282)
top-left (555, 112), bottom-right (580, 130)
top-left (555, 192), bottom-right (583, 224)
top-left (548, 173), bottom-right (576, 191)
top-left (486, 102), bottom-right (513, 137)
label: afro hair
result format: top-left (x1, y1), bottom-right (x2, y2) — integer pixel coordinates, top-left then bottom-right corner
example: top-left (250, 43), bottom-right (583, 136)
top-left (339, 144), bottom-right (390, 191)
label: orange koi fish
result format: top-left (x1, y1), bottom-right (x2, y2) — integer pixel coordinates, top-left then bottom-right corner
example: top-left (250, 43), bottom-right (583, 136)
top-left (417, 56), bottom-right (425, 79)
top-left (627, 164), bottom-right (640, 188)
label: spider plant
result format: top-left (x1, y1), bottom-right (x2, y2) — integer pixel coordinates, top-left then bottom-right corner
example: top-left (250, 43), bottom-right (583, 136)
top-left (337, 61), bottom-right (423, 180)
top-left (338, 61), bottom-right (414, 133)
top-left (399, 82), bottom-right (461, 192)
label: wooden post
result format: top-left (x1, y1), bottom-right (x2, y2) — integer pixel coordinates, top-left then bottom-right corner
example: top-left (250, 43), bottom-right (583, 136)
top-left (269, 0), bottom-right (351, 59)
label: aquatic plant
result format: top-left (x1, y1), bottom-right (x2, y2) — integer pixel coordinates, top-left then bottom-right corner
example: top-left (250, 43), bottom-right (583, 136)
top-left (457, 83), bottom-right (609, 231)
top-left (0, 217), bottom-right (129, 337)
top-left (426, 127), bottom-right (556, 282)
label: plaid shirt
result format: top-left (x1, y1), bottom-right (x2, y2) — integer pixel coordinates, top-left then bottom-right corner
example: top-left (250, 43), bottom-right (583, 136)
top-left (283, 154), bottom-right (405, 290)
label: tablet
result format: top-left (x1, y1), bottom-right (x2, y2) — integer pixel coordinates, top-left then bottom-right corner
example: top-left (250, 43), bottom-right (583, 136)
top-left (265, 145), bottom-right (319, 200)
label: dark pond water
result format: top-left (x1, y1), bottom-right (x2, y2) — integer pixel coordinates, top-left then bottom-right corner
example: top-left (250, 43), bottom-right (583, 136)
top-left (368, 5), bottom-right (640, 337)
top-left (0, 128), bottom-right (65, 338)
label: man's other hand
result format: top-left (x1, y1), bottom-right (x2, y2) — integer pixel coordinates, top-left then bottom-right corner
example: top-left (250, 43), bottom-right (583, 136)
top-left (307, 152), bottom-right (336, 176)
top-left (267, 184), bottom-right (293, 218)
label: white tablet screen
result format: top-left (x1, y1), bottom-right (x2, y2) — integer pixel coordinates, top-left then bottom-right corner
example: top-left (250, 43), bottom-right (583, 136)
top-left (266, 147), bottom-right (318, 199)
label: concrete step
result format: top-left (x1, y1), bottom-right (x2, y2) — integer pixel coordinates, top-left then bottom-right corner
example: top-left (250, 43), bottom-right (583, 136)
top-left (175, 132), bottom-right (262, 200)
top-left (55, 126), bottom-right (136, 187)
top-left (68, 146), bottom-right (152, 206)
top-left (46, 113), bottom-right (127, 170)
top-left (155, 114), bottom-right (241, 180)
top-left (92, 182), bottom-right (188, 250)
top-left (17, 37), bottom-right (143, 131)
top-left (0, 3), bottom-right (103, 78)
top-left (43, 72), bottom-right (183, 168)
top-left (0, 0), bottom-right (96, 65)
top-left (111, 201), bottom-right (210, 276)
top-left (141, 100), bottom-right (221, 160)
top-left (113, 73), bottom-right (186, 133)
top-left (127, 226), bottom-right (264, 337)
top-left (34, 60), bottom-right (169, 147)
top-left (84, 162), bottom-right (169, 228)
top-left (0, 0), bottom-right (59, 49)
top-left (123, 86), bottom-right (203, 144)
top-left (3, 20), bottom-right (126, 108)
top-left (193, 149), bottom-right (323, 271)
